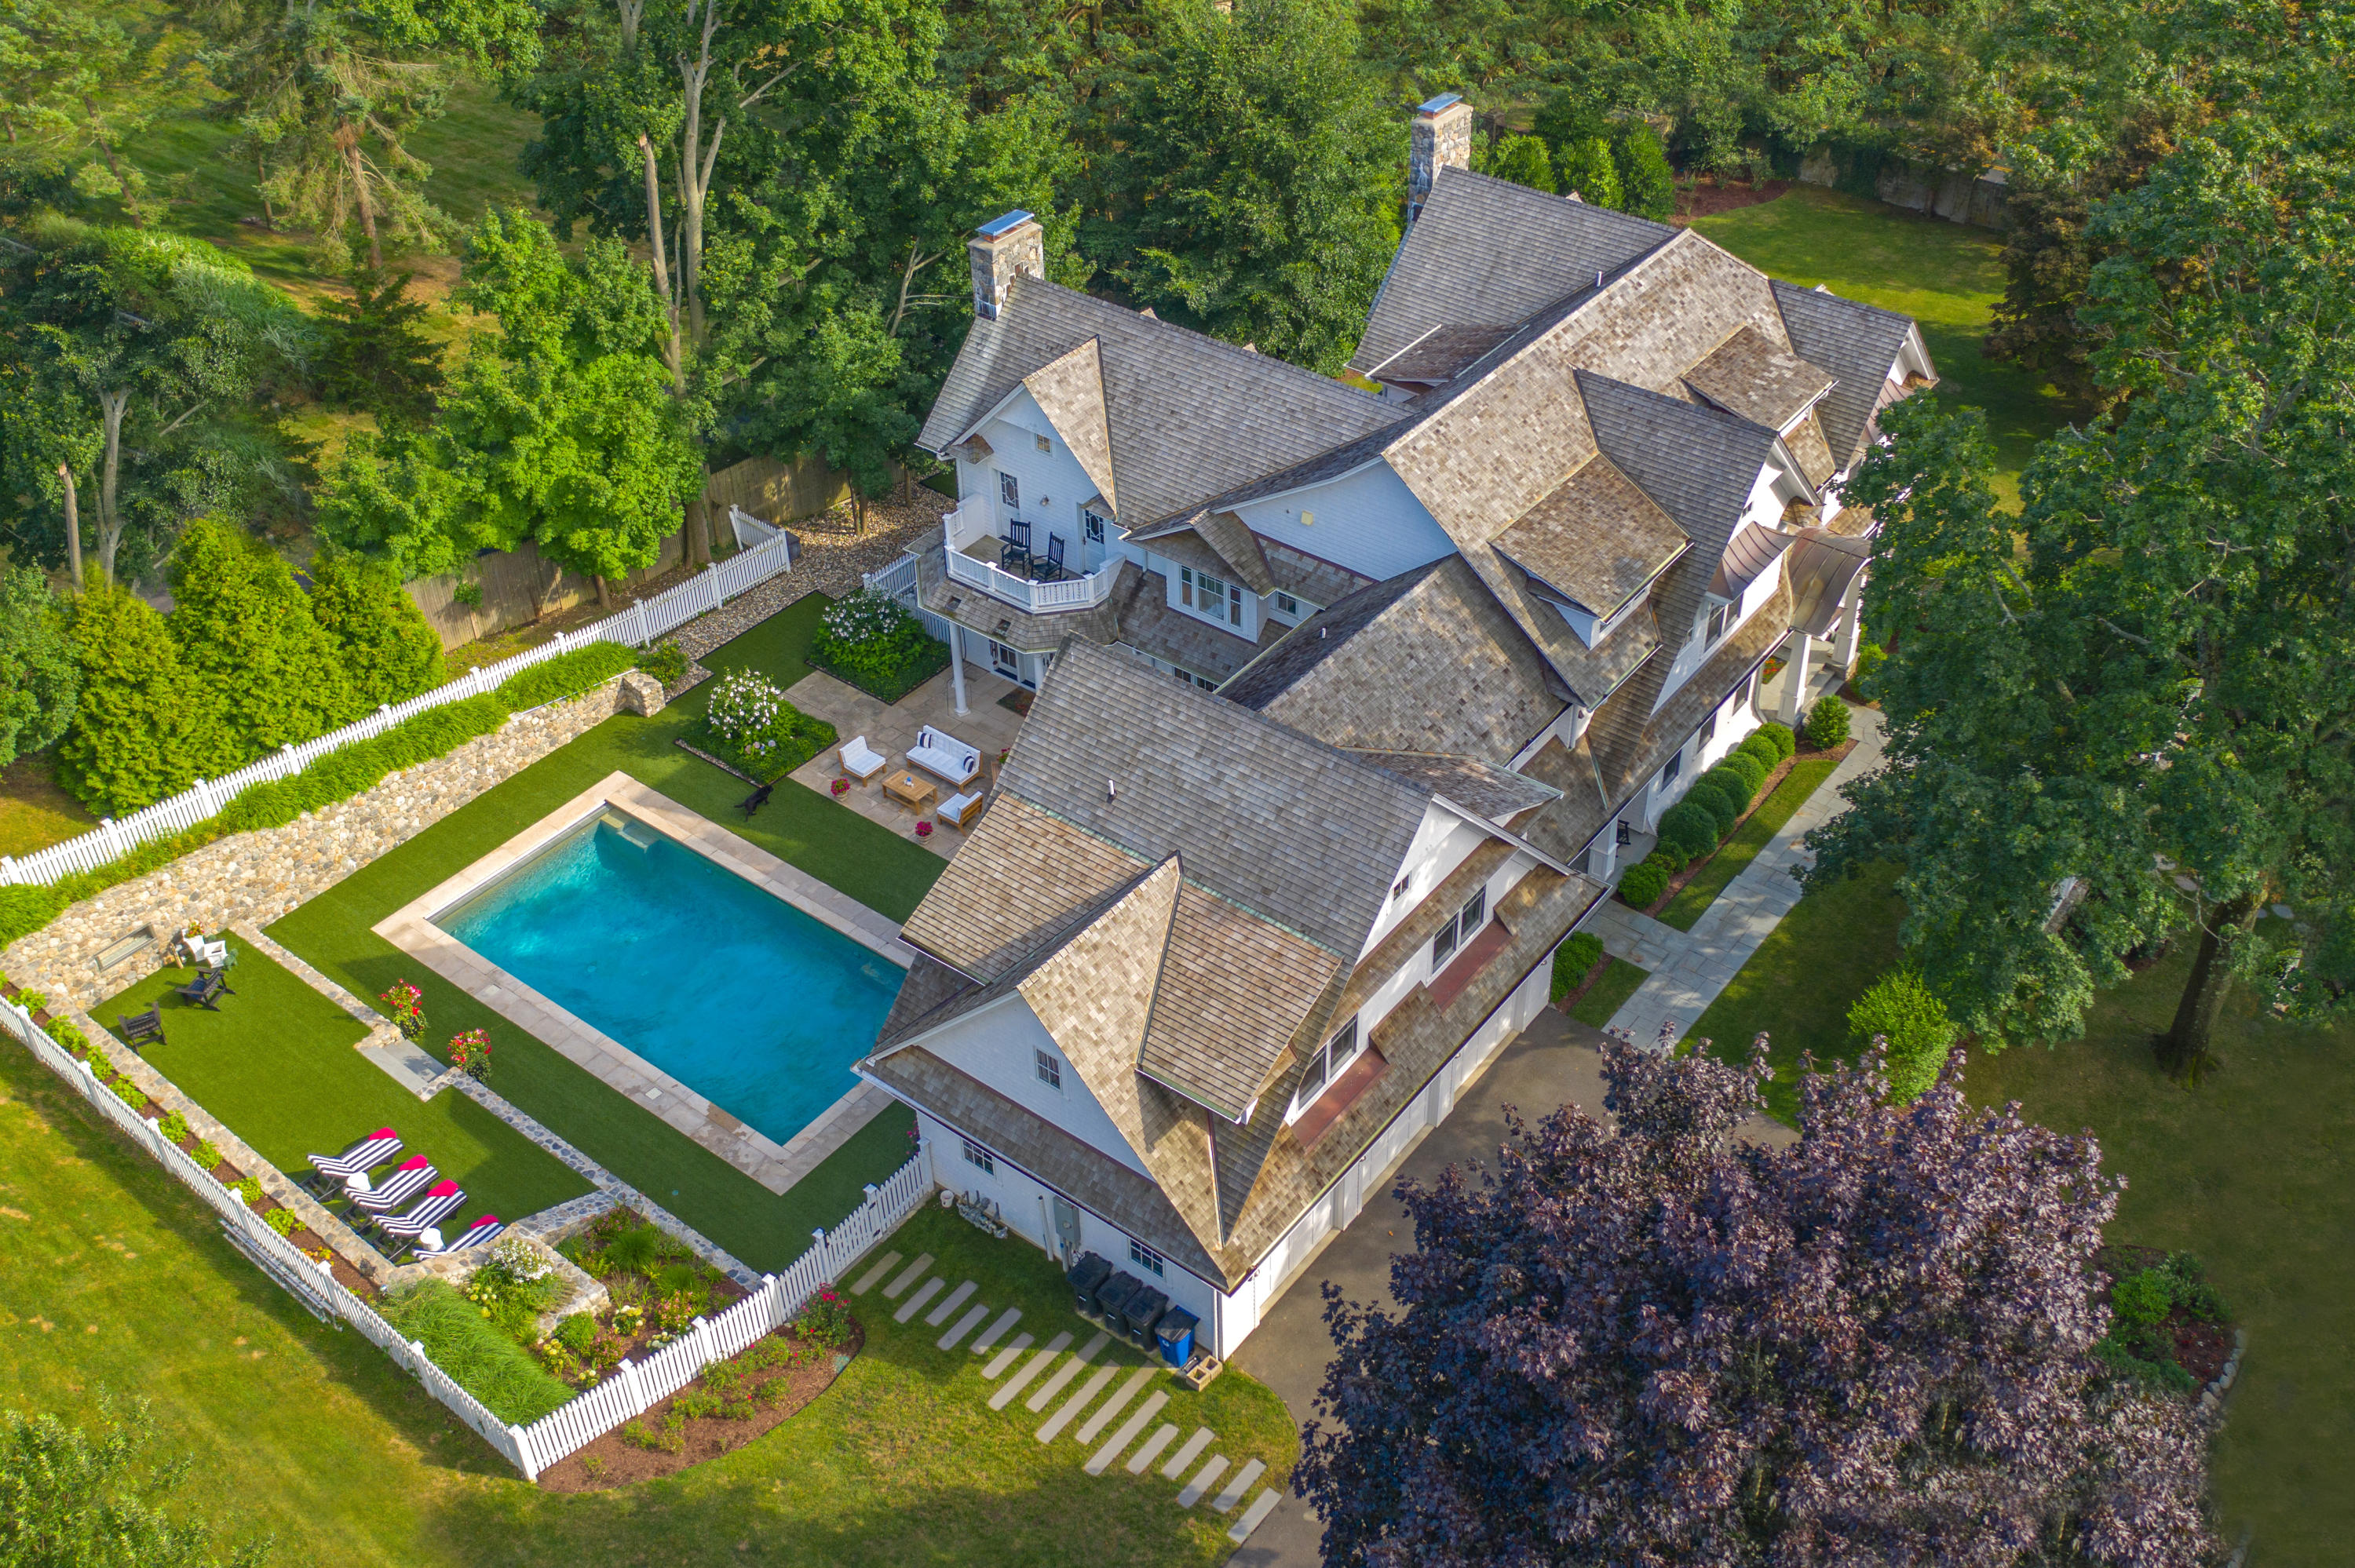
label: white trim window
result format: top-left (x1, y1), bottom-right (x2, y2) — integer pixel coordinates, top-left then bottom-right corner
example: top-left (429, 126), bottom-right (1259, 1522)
top-left (1287, 1016), bottom-right (1364, 1119)
top-left (1430, 886), bottom-right (1488, 971)
top-left (1179, 565), bottom-right (1243, 627)
top-left (1706, 601), bottom-right (1732, 645)
top-left (1130, 1240), bottom-right (1167, 1277)
top-left (1272, 591), bottom-right (1300, 619)
top-left (960, 1139), bottom-right (996, 1176)
top-left (1035, 1048), bottom-right (1063, 1092)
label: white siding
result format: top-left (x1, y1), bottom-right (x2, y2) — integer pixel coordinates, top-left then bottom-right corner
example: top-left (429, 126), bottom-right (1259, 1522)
top-left (954, 388), bottom-right (1101, 561)
top-left (1652, 462), bottom-right (1796, 713)
top-left (1232, 460), bottom-right (1455, 584)
top-left (1636, 669), bottom-right (1769, 830)
top-left (912, 997), bottom-right (1152, 1179)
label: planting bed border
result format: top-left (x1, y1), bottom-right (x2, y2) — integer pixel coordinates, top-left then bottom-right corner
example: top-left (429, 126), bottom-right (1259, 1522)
top-left (1625, 737), bottom-right (1857, 917)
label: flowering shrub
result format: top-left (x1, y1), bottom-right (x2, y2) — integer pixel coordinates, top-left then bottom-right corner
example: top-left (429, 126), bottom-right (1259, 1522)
top-left (449, 1026), bottom-right (492, 1082)
top-left (809, 589), bottom-right (947, 699)
top-left (797, 1283), bottom-right (853, 1349)
top-left (378, 980), bottom-right (427, 1041)
top-left (701, 669), bottom-right (837, 781)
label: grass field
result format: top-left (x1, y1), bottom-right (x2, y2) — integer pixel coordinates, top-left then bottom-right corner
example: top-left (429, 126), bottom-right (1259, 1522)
top-left (1655, 755), bottom-right (1839, 932)
top-left (1692, 187), bottom-right (2081, 506)
top-left (1567, 959), bottom-right (1649, 1029)
top-left (0, 1045), bottom-right (1298, 1566)
top-left (95, 935), bottom-right (590, 1234)
top-left (265, 596), bottom-right (946, 1272)
top-left (0, 753), bottom-right (94, 861)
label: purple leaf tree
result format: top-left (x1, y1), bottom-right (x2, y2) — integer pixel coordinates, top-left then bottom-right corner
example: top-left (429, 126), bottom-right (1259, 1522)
top-left (1297, 1036), bottom-right (2220, 1567)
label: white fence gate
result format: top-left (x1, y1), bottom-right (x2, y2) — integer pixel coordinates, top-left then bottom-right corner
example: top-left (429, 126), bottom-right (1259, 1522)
top-left (1, 531), bottom-right (801, 889)
top-left (0, 992), bottom-right (933, 1480)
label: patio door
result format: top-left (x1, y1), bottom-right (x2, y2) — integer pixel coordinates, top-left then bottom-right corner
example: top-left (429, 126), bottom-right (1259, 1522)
top-left (988, 639), bottom-right (1020, 681)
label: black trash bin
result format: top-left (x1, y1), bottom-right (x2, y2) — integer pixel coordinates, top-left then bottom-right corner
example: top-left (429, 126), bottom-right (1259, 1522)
top-left (1123, 1285), bottom-right (1168, 1350)
top-left (1154, 1307), bottom-right (1198, 1367)
top-left (1066, 1252), bottom-right (1111, 1314)
top-left (1094, 1270), bottom-right (1143, 1323)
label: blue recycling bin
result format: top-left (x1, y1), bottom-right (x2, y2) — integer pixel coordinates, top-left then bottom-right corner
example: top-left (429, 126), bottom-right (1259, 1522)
top-left (1154, 1307), bottom-right (1198, 1367)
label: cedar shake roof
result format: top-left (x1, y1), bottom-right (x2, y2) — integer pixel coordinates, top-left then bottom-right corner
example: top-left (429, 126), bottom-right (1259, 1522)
top-left (1112, 585), bottom-right (1283, 684)
top-left (1575, 370), bottom-right (1780, 545)
top-left (1364, 323), bottom-right (1518, 388)
top-left (1192, 510), bottom-right (1276, 594)
top-left (1769, 279), bottom-right (1926, 472)
top-left (915, 543), bottom-right (1139, 654)
top-left (1141, 879), bottom-right (1345, 1118)
top-left (1261, 538), bottom-right (1373, 607)
top-left (899, 795), bottom-right (1148, 981)
top-left (1783, 408), bottom-right (1838, 487)
top-left (1587, 578), bottom-right (1792, 808)
top-left (1492, 454), bottom-right (1689, 617)
top-left (1517, 733), bottom-right (1615, 862)
top-left (919, 275), bottom-right (1397, 530)
top-left (1347, 751), bottom-right (1561, 821)
top-left (1681, 324), bottom-right (1835, 430)
top-left (1353, 166), bottom-right (1673, 376)
top-left (1000, 638), bottom-right (1430, 958)
top-left (1222, 557), bottom-right (1565, 765)
top-left (1018, 338), bottom-right (1119, 515)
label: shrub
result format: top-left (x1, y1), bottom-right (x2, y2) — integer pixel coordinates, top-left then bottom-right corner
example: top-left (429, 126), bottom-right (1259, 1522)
top-left (1657, 799), bottom-right (1722, 857)
top-left (1552, 932), bottom-right (1604, 1001)
top-left (601, 1223), bottom-right (665, 1277)
top-left (1680, 782), bottom-right (1740, 839)
top-left (702, 669), bottom-right (837, 781)
top-left (635, 639), bottom-right (688, 686)
top-left (309, 548), bottom-right (444, 707)
top-left (2111, 1270), bottom-right (2171, 1330)
top-left (107, 1074), bottom-right (147, 1110)
top-left (1846, 969), bottom-right (1958, 1103)
top-left (1805, 695), bottom-right (1852, 749)
top-left (1736, 733), bottom-right (1780, 774)
top-left (797, 1284), bottom-right (853, 1350)
top-left (1483, 133), bottom-right (1555, 192)
top-left (192, 1140), bottom-right (223, 1170)
top-left (228, 1177), bottom-right (263, 1205)
top-left (382, 1279), bottom-right (575, 1424)
top-left (1853, 642), bottom-right (1887, 698)
top-left (1612, 123), bottom-right (1677, 221)
top-left (622, 1415), bottom-right (685, 1453)
top-left (554, 1311), bottom-right (598, 1356)
top-left (809, 589), bottom-right (945, 698)
top-left (1711, 749), bottom-right (1767, 800)
top-left (495, 641), bottom-right (636, 712)
top-left (1618, 861), bottom-right (1670, 908)
top-left (1756, 720), bottom-right (1797, 760)
top-left (53, 578), bottom-right (203, 815)
top-left (265, 1207), bottom-right (301, 1238)
top-left (159, 1110), bottom-right (191, 1145)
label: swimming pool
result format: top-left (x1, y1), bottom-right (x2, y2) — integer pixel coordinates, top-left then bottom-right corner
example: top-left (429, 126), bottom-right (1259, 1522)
top-left (434, 810), bottom-right (904, 1147)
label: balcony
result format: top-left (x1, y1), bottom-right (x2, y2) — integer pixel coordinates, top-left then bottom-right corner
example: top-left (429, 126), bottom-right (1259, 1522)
top-left (942, 505), bottom-right (1118, 615)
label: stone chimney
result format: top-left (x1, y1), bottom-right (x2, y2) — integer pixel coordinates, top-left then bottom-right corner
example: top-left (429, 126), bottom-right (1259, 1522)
top-left (1408, 93), bottom-right (1473, 223)
top-left (969, 210), bottom-right (1044, 321)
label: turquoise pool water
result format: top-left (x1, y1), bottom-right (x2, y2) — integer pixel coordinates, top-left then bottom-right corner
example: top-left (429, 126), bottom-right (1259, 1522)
top-left (436, 811), bottom-right (903, 1147)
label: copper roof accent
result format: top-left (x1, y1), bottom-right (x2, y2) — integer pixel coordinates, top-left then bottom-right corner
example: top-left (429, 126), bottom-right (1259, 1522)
top-left (1492, 454), bottom-right (1689, 617)
top-left (1709, 522), bottom-right (1796, 600)
top-left (1222, 557), bottom-right (1565, 765)
top-left (1681, 324), bottom-right (1835, 430)
top-left (1364, 323), bottom-right (1518, 388)
top-left (1020, 338), bottom-right (1119, 516)
top-left (897, 795), bottom-right (1148, 982)
top-left (1784, 528), bottom-right (1871, 637)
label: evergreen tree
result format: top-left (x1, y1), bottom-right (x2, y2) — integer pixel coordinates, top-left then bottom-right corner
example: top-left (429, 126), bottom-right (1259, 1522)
top-left (307, 548), bottom-right (443, 708)
top-left (53, 575), bottom-right (201, 812)
top-left (316, 268), bottom-right (444, 428)
top-left (0, 563), bottom-right (79, 767)
top-left (165, 518), bottom-right (355, 776)
top-left (1479, 133), bottom-right (1554, 192)
top-left (1553, 135), bottom-right (1620, 208)
top-left (1612, 123), bottom-right (1675, 221)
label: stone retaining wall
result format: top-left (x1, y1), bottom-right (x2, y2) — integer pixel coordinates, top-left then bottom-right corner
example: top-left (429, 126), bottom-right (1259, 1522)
top-left (2, 675), bottom-right (639, 1013)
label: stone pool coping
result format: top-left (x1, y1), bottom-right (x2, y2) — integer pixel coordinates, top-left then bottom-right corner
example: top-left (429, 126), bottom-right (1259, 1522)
top-left (374, 772), bottom-right (915, 1196)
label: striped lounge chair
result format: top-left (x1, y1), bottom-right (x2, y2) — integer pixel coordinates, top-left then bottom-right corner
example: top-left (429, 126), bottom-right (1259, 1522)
top-left (408, 1214), bottom-right (504, 1260)
top-left (304, 1129), bottom-right (400, 1192)
top-left (345, 1156), bottom-right (436, 1213)
top-left (375, 1183), bottom-right (465, 1259)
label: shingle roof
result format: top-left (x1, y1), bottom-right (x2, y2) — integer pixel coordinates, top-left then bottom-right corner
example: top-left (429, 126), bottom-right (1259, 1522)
top-left (1262, 538), bottom-right (1373, 608)
top-left (1347, 751), bottom-right (1560, 821)
top-left (1681, 324), bottom-right (1835, 430)
top-left (1769, 279), bottom-right (1923, 472)
top-left (1222, 557), bottom-right (1565, 765)
top-left (917, 543), bottom-right (1138, 655)
top-left (1138, 879), bottom-right (1344, 1119)
top-left (1019, 338), bottom-right (1119, 515)
top-left (1574, 370), bottom-right (1780, 547)
top-left (1492, 454), bottom-right (1689, 616)
top-left (1112, 585), bottom-right (1282, 684)
top-left (1364, 323), bottom-right (1518, 388)
top-left (918, 275), bottom-right (1397, 531)
top-left (1000, 638), bottom-right (1431, 957)
top-left (898, 795), bottom-right (1147, 981)
top-left (1353, 167), bottom-right (1673, 376)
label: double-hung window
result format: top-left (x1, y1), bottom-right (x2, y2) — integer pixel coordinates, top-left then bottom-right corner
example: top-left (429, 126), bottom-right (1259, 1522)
top-left (1272, 591), bottom-right (1300, 618)
top-left (1288, 1016), bottom-right (1364, 1118)
top-left (1035, 1048), bottom-right (1063, 1092)
top-left (1706, 601), bottom-right (1732, 645)
top-left (1179, 566), bottom-right (1243, 627)
top-left (1431, 886), bottom-right (1488, 971)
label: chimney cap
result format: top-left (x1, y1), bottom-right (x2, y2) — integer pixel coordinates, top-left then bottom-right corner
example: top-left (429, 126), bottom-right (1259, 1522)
top-left (1415, 92), bottom-right (1464, 115)
top-left (975, 210), bottom-right (1036, 239)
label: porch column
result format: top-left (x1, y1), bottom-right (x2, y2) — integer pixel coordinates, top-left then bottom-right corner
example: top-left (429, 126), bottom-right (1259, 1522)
top-left (1831, 568), bottom-right (1867, 676)
top-left (949, 625), bottom-right (969, 716)
top-left (1776, 629), bottom-right (1816, 727)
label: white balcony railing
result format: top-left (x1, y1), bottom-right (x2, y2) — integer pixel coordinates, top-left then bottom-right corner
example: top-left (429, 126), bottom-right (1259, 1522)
top-left (940, 506), bottom-right (1116, 615)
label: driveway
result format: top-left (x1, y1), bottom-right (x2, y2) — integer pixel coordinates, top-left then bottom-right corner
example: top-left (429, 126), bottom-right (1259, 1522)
top-left (1225, 1008), bottom-right (1793, 1565)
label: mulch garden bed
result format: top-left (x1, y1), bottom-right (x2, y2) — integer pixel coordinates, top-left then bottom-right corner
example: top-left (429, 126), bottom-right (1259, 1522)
top-left (2097, 1245), bottom-right (2235, 1387)
top-left (1623, 736), bottom-right (1857, 917)
top-left (534, 1319), bottom-right (864, 1491)
top-left (1673, 177), bottom-right (1795, 221)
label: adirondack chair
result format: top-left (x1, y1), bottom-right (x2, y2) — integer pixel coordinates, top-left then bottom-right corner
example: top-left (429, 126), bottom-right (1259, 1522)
top-left (174, 968), bottom-right (233, 1011)
top-left (118, 1007), bottom-right (164, 1049)
top-left (999, 517), bottom-right (1033, 571)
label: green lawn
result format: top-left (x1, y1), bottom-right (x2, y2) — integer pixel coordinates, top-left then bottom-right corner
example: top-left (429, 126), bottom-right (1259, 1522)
top-left (1656, 756), bottom-right (1840, 932)
top-left (1691, 862), bottom-right (1907, 1121)
top-left (95, 935), bottom-right (589, 1234)
top-left (1568, 959), bottom-right (1649, 1029)
top-left (0, 753), bottom-right (94, 861)
top-left (266, 596), bottom-right (946, 1272)
top-left (0, 1048), bottom-right (1298, 1566)
top-left (1692, 186), bottom-right (2083, 507)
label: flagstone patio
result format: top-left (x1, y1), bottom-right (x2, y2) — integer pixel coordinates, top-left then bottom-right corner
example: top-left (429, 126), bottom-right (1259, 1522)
top-left (783, 662), bottom-right (1033, 859)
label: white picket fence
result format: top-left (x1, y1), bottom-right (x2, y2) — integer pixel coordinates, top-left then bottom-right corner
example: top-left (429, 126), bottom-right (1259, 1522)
top-left (0, 530), bottom-right (802, 889)
top-left (0, 990), bottom-right (933, 1480)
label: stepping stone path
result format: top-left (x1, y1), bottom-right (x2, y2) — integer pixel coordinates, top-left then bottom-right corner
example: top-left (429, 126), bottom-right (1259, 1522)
top-left (850, 1245), bottom-right (1283, 1549)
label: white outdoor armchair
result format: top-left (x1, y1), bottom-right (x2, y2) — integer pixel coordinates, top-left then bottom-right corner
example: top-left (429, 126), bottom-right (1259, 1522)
top-left (839, 735), bottom-right (888, 781)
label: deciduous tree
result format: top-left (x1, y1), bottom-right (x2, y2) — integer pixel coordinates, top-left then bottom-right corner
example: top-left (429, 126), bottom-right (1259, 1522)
top-left (0, 563), bottom-right (78, 768)
top-left (0, 1399), bottom-right (272, 1568)
top-left (1298, 1037), bottom-right (2219, 1567)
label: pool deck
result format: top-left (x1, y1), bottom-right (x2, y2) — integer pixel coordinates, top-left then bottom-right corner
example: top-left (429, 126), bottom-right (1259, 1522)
top-left (374, 772), bottom-right (914, 1196)
top-left (783, 662), bottom-right (1032, 859)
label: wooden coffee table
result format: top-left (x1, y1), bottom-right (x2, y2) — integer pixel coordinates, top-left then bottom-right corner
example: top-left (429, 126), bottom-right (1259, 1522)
top-left (882, 769), bottom-right (937, 812)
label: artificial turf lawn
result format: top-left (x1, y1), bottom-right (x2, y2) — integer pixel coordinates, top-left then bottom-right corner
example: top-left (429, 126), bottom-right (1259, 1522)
top-left (0, 1054), bottom-right (1299, 1567)
top-left (1692, 186), bottom-right (2082, 508)
top-left (266, 594), bottom-right (943, 1272)
top-left (1654, 756), bottom-right (1840, 932)
top-left (95, 936), bottom-right (590, 1234)
top-left (1567, 959), bottom-right (1650, 1029)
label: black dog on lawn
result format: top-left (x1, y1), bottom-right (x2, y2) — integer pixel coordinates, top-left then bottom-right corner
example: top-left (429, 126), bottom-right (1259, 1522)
top-left (739, 782), bottom-right (773, 819)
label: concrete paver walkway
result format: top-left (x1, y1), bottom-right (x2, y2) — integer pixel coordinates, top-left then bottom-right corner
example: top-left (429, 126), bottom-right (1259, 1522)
top-left (1590, 703), bottom-right (1885, 1050)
